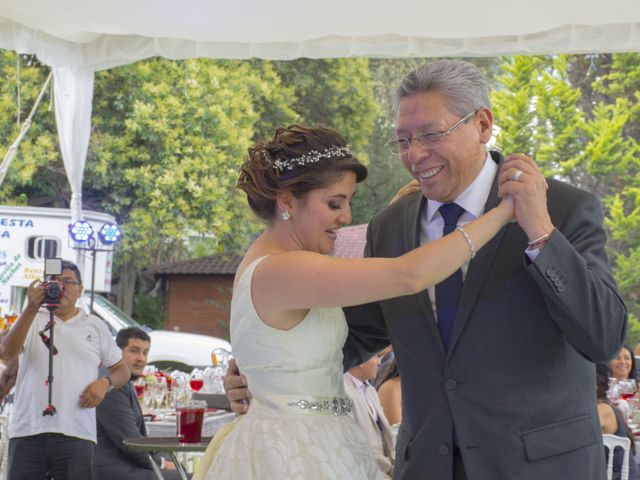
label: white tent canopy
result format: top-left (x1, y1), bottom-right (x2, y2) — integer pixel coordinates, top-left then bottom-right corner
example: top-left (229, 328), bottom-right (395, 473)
top-left (0, 0), bottom-right (639, 70)
top-left (0, 0), bottom-right (639, 221)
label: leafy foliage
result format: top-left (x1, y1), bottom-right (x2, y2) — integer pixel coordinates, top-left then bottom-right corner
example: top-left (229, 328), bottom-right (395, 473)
top-left (3, 52), bottom-right (640, 344)
top-left (0, 55), bottom-right (378, 322)
top-left (492, 53), bottom-right (640, 347)
top-left (0, 52), bottom-right (62, 205)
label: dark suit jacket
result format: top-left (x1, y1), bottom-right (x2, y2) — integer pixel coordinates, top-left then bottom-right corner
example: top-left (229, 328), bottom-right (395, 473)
top-left (344, 151), bottom-right (627, 480)
top-left (95, 382), bottom-right (162, 480)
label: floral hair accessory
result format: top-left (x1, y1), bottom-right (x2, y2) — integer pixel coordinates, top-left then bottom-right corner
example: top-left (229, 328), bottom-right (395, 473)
top-left (264, 146), bottom-right (351, 172)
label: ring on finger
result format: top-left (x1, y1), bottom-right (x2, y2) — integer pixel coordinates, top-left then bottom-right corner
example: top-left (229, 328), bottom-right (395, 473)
top-left (511, 169), bottom-right (523, 182)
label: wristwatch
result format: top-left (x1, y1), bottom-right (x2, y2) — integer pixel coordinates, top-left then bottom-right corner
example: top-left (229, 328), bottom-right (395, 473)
top-left (104, 375), bottom-right (114, 393)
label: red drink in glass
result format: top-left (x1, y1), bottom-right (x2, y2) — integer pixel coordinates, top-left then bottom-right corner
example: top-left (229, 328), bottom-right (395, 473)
top-left (190, 379), bottom-right (204, 392)
top-left (134, 384), bottom-right (144, 399)
top-left (176, 401), bottom-right (206, 443)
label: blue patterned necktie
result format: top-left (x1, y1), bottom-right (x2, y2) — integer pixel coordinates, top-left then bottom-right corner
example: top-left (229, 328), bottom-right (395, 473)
top-left (435, 203), bottom-right (466, 349)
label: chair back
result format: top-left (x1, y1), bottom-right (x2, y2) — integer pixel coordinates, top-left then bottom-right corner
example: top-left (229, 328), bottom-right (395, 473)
top-left (603, 433), bottom-right (631, 480)
top-left (0, 416), bottom-right (9, 480)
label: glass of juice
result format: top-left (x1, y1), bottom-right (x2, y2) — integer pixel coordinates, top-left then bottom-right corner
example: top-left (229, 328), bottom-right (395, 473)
top-left (189, 368), bottom-right (204, 392)
top-left (176, 400), bottom-right (206, 443)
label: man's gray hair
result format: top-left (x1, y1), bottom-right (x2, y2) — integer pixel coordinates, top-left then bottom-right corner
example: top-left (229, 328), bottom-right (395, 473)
top-left (393, 60), bottom-right (491, 118)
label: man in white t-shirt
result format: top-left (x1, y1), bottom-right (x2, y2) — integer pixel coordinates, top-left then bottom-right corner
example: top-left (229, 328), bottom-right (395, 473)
top-left (2, 260), bottom-right (130, 480)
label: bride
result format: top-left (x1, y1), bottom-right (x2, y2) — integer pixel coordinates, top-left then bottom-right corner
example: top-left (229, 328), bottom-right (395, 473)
top-left (199, 124), bottom-right (513, 479)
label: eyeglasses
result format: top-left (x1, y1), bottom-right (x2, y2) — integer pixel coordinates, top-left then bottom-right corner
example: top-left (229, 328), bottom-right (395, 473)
top-left (385, 110), bottom-right (477, 156)
top-left (60, 279), bottom-right (81, 286)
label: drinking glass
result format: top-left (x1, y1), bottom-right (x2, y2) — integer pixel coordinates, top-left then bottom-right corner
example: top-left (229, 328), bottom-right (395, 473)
top-left (190, 369), bottom-right (204, 393)
top-left (619, 379), bottom-right (637, 401)
top-left (154, 376), bottom-right (168, 412)
top-left (133, 378), bottom-right (145, 400)
top-left (203, 367), bottom-right (217, 393)
top-left (171, 371), bottom-right (190, 403)
top-left (176, 400), bottom-right (207, 443)
top-left (143, 379), bottom-right (156, 413)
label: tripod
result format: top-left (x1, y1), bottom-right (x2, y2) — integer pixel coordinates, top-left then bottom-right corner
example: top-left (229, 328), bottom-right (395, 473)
top-left (41, 307), bottom-right (57, 416)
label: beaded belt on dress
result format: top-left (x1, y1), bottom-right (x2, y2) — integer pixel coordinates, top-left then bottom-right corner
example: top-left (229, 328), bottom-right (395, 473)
top-left (287, 396), bottom-right (352, 415)
top-left (248, 395), bottom-right (353, 416)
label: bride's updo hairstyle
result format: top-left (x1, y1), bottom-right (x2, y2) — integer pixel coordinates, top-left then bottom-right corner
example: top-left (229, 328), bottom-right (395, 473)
top-left (238, 124), bottom-right (367, 221)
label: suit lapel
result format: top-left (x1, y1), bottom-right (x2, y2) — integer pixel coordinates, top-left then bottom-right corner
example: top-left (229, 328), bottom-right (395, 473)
top-left (403, 193), bottom-right (446, 356)
top-left (447, 152), bottom-right (507, 356)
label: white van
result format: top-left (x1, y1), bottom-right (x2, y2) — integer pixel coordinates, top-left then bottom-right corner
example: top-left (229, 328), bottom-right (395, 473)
top-left (85, 294), bottom-right (231, 371)
top-left (1, 205), bottom-right (231, 370)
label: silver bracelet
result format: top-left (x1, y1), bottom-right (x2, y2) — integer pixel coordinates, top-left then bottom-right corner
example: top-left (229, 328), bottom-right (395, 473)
top-left (527, 232), bottom-right (551, 245)
top-left (455, 226), bottom-right (476, 259)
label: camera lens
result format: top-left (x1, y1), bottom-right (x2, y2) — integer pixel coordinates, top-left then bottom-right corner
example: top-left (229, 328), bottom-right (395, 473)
top-left (45, 283), bottom-right (62, 298)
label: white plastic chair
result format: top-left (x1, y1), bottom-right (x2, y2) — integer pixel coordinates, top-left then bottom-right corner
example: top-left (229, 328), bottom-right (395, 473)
top-left (603, 433), bottom-right (631, 480)
top-left (0, 416), bottom-right (9, 480)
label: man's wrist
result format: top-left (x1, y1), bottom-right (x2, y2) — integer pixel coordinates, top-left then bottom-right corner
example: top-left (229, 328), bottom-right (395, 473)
top-left (24, 302), bottom-right (41, 314)
top-left (103, 376), bottom-right (114, 392)
top-left (526, 228), bottom-right (554, 251)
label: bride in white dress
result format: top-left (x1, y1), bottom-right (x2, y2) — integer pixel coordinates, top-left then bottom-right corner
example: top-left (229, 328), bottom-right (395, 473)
top-left (201, 124), bottom-right (513, 479)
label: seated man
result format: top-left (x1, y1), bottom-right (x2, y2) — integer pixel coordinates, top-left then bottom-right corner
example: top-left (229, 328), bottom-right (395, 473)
top-left (96, 327), bottom-right (179, 480)
top-left (344, 352), bottom-right (395, 479)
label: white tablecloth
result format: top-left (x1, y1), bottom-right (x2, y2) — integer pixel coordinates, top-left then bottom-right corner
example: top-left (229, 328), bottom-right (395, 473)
top-left (145, 411), bottom-right (235, 437)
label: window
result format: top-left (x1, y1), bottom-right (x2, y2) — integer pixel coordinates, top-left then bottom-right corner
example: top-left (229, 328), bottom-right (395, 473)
top-left (26, 236), bottom-right (61, 260)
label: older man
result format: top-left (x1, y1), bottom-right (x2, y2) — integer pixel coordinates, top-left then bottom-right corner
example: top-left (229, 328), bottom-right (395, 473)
top-left (226, 60), bottom-right (627, 480)
top-left (96, 327), bottom-right (178, 479)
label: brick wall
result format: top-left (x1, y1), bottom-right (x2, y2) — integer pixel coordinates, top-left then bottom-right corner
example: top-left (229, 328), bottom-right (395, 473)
top-left (165, 274), bottom-right (233, 340)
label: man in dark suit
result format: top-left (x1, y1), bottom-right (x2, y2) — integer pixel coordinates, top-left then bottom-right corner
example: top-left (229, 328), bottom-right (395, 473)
top-left (341, 60), bottom-right (627, 479)
top-left (95, 327), bottom-right (179, 480)
top-left (225, 60), bottom-right (627, 479)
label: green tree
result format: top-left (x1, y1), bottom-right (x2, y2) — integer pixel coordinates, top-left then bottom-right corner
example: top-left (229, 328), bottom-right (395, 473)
top-left (269, 58), bottom-right (377, 155)
top-left (0, 52), bottom-right (61, 205)
top-left (492, 56), bottom-right (585, 180)
top-left (88, 58), bottom-right (299, 313)
top-left (492, 53), bottom-right (640, 347)
top-left (0, 55), bottom-right (380, 321)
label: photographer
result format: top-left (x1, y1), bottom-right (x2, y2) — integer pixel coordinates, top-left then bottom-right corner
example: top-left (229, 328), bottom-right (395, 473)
top-left (1, 260), bottom-right (129, 480)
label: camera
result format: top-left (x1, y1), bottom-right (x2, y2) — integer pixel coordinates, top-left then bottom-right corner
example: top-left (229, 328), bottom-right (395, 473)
top-left (42, 258), bottom-right (65, 309)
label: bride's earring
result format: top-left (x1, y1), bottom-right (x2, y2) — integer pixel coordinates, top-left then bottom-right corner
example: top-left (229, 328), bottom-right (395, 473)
top-left (280, 210), bottom-right (291, 221)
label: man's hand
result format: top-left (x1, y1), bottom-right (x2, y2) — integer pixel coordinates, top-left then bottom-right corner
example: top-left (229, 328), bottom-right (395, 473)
top-left (79, 377), bottom-right (109, 408)
top-left (25, 279), bottom-right (45, 310)
top-left (497, 154), bottom-right (554, 242)
top-left (223, 358), bottom-right (250, 415)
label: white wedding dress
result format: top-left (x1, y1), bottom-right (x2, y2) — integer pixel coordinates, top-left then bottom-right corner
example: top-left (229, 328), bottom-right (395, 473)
top-left (204, 256), bottom-right (383, 480)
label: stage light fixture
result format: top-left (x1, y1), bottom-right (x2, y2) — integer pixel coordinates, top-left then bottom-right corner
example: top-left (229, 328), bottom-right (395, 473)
top-left (98, 223), bottom-right (122, 245)
top-left (69, 221), bottom-right (95, 243)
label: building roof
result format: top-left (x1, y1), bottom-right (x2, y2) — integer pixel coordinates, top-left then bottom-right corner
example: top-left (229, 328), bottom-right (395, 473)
top-left (331, 224), bottom-right (367, 259)
top-left (150, 224), bottom-right (367, 276)
top-left (151, 253), bottom-right (243, 276)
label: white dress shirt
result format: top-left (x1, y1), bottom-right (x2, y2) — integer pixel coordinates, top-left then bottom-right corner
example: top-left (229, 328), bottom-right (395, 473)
top-left (420, 152), bottom-right (497, 316)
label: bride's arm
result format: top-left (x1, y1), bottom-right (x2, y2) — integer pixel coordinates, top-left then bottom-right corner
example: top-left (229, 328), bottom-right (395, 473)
top-left (253, 197), bottom-right (513, 320)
